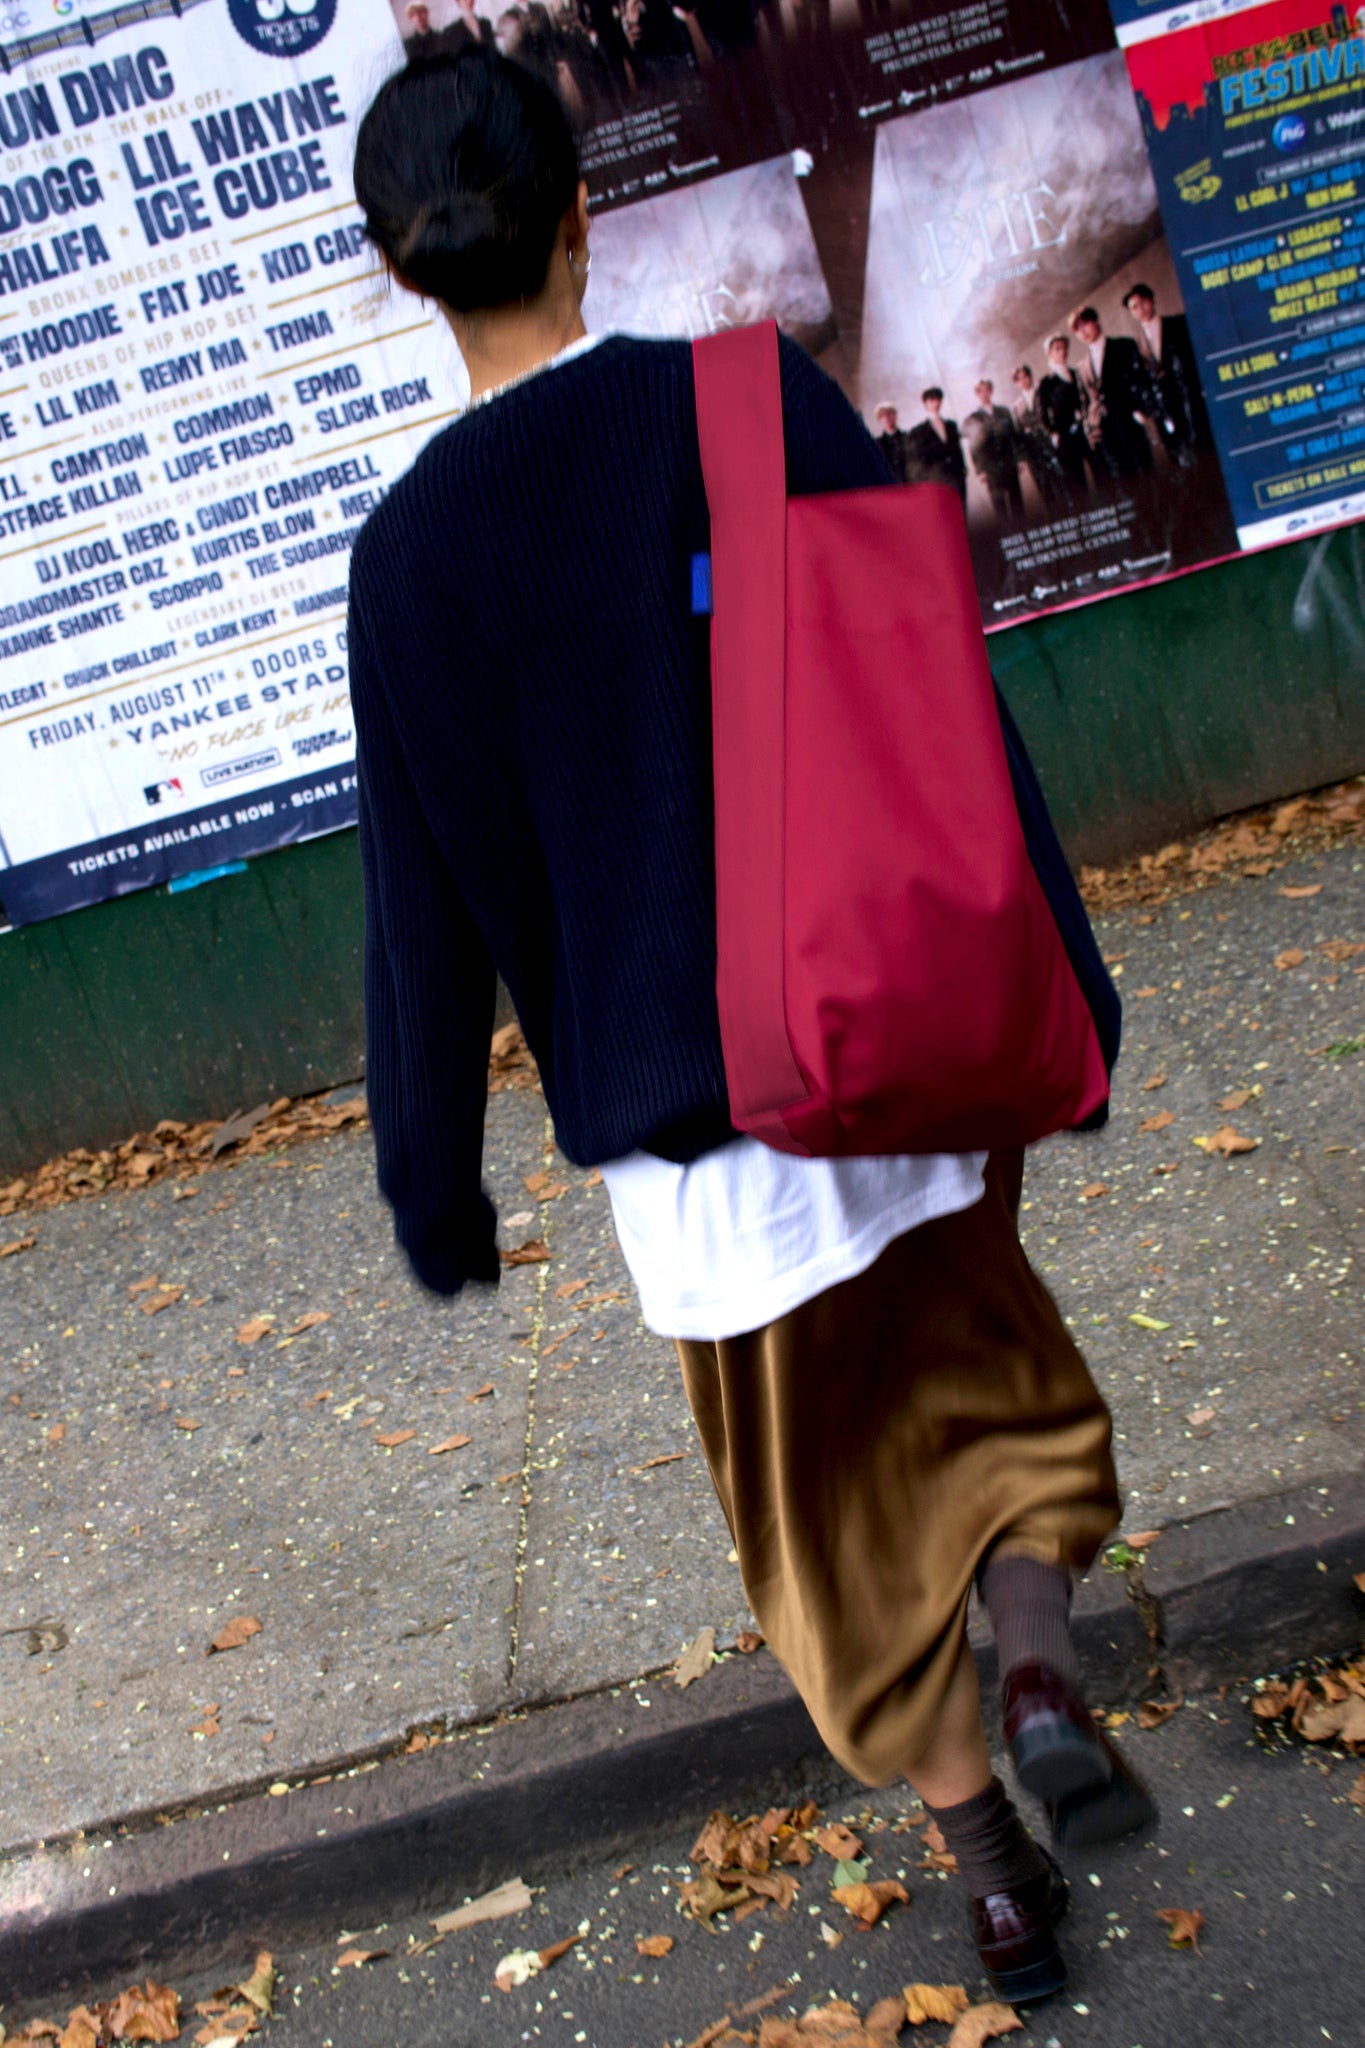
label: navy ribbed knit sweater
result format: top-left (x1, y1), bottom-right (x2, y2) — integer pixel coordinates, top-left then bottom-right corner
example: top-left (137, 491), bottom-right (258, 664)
top-left (348, 334), bottom-right (890, 1295)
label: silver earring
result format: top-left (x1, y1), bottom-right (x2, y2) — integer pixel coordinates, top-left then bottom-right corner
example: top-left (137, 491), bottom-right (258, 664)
top-left (571, 247), bottom-right (592, 275)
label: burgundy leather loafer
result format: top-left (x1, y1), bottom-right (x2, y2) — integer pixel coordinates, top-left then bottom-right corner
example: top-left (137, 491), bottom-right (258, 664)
top-left (1003, 1662), bottom-right (1158, 1847)
top-left (1048, 1724), bottom-right (1159, 1850)
top-left (1002, 1661), bottom-right (1112, 1803)
top-left (969, 1849), bottom-right (1069, 2006)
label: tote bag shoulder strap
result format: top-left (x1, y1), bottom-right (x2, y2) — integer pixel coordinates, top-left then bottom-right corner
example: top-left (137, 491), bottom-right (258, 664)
top-left (692, 322), bottom-right (809, 1125)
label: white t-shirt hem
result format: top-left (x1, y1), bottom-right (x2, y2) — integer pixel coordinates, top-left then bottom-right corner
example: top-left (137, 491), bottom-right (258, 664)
top-left (609, 1149), bottom-right (987, 1341)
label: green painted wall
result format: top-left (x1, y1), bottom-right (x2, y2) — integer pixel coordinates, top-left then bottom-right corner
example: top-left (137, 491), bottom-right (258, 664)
top-left (4, 528), bottom-right (1364, 1175)
top-left (0, 830), bottom-right (366, 1175)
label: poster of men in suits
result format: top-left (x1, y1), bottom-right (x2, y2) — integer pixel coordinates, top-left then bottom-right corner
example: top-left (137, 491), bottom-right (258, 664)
top-left (386, 0), bottom-right (1117, 211)
top-left (854, 51), bottom-right (1236, 622)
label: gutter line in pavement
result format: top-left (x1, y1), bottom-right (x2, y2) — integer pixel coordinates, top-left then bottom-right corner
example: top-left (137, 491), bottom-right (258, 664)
top-left (503, 1115), bottom-right (555, 1694)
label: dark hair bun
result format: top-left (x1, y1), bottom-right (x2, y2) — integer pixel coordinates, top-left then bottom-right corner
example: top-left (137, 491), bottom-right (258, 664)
top-left (354, 46), bottom-right (579, 314)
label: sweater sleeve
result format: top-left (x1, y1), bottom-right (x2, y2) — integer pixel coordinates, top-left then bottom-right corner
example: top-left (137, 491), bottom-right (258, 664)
top-left (349, 557), bottom-right (502, 1296)
top-left (777, 334), bottom-right (897, 497)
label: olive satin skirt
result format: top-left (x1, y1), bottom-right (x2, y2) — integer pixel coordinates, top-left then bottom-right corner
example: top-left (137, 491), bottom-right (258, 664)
top-left (674, 1152), bottom-right (1121, 1786)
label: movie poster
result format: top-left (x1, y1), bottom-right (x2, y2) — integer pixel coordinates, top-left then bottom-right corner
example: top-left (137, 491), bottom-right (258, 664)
top-left (854, 50), bottom-right (1238, 622)
top-left (1118, 0), bottom-right (1365, 546)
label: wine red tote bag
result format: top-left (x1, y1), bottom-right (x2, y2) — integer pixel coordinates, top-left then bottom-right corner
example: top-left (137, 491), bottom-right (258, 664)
top-left (692, 321), bottom-right (1113, 1158)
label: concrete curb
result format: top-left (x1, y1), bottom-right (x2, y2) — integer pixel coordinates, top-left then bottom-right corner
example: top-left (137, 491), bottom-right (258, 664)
top-left (2, 1474), bottom-right (1362, 2005)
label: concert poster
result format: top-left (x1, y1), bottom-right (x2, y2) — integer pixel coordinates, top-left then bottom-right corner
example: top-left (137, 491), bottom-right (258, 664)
top-left (389, 0), bottom-right (1119, 212)
top-left (1119, 0), bottom-right (1365, 546)
top-left (846, 51), bottom-right (1238, 620)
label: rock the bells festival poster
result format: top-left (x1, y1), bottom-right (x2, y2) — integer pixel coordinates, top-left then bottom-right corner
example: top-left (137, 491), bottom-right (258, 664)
top-left (0, 0), bottom-right (1351, 920)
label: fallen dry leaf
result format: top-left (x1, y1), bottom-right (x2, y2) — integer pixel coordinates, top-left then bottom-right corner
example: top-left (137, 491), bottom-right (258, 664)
top-left (1188, 1406), bottom-right (1216, 1428)
top-left (98, 1981), bottom-right (181, 2041)
top-left (175, 1418), bottom-right (201, 1433)
top-left (1140, 1110), bottom-right (1175, 1133)
top-left (830, 1878), bottom-right (907, 1926)
top-left (235, 1317), bottom-right (275, 1345)
top-left (745, 1870), bottom-right (799, 1911)
top-left (813, 1823), bottom-right (863, 1861)
top-left (488, 1020), bottom-right (540, 1093)
top-left (1156, 1906), bottom-right (1205, 1953)
top-left (1219, 1088), bottom-right (1255, 1111)
top-left (1348, 1768), bottom-right (1365, 1809)
top-left (140, 1285), bottom-right (184, 1317)
top-left (336, 1947), bottom-right (390, 1968)
top-left (500, 1239), bottom-right (551, 1266)
top-left (1252, 1678), bottom-right (1304, 1720)
top-left (189, 1706), bottom-right (221, 1737)
top-left (692, 1812), bottom-right (749, 1869)
top-left (633, 1451), bottom-right (686, 1473)
top-left (465, 1382), bottom-right (495, 1404)
top-left (774, 1830), bottom-right (813, 1867)
top-left (428, 1434), bottom-right (473, 1456)
top-left (682, 1872), bottom-right (751, 1926)
top-left (209, 1615), bottom-right (262, 1654)
top-left (433, 1878), bottom-right (533, 1934)
top-left (59, 2010), bottom-right (101, 2048)
top-left (1141, 1073), bottom-right (1167, 1091)
top-left (736, 1630), bottom-right (765, 1654)
top-left (288, 1311), bottom-right (331, 1336)
top-left (945, 2005), bottom-right (1022, 2048)
top-left (374, 1430), bottom-right (417, 1449)
top-left (231, 1953), bottom-right (276, 2016)
top-left (676, 1626), bottom-right (717, 1689)
top-left (1126, 1528), bottom-right (1163, 1549)
top-left (0, 1233), bottom-right (37, 1258)
top-left (684, 2023), bottom-right (749, 2048)
top-left (47, 1422), bottom-right (66, 1446)
top-left (904, 1982), bottom-right (969, 2025)
top-left (1138, 1696), bottom-right (1183, 1730)
top-left (636, 1934), bottom-right (674, 1957)
top-left (918, 1818), bottom-right (958, 1873)
top-left (1298, 1695), bottom-right (1365, 1745)
top-left (1079, 1182), bottom-right (1107, 1200)
top-left (1279, 883), bottom-right (1323, 897)
top-left (1274, 948), bottom-right (1305, 970)
top-left (1134, 986), bottom-right (1159, 999)
top-left (554, 1279), bottom-right (588, 1298)
top-left (191, 2006), bottom-right (260, 2046)
top-left (538, 1934), bottom-right (580, 1969)
top-left (1194, 1125), bottom-right (1260, 1157)
top-left (758, 1996), bottom-right (901, 2046)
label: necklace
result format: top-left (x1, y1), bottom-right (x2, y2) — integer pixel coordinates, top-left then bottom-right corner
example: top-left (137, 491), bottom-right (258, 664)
top-left (466, 331), bottom-right (609, 410)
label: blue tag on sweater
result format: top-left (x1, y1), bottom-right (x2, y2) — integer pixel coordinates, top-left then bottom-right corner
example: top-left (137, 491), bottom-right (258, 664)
top-left (690, 552), bottom-right (713, 615)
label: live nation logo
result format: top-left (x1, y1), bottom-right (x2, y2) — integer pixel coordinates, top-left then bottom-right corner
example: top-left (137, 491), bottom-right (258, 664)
top-left (226, 0), bottom-right (336, 59)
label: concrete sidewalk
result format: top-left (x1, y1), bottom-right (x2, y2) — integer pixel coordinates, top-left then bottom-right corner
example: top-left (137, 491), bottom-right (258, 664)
top-left (1, 840), bottom-right (1361, 1870)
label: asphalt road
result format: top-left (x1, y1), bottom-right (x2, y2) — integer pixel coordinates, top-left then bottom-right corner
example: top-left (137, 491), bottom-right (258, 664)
top-left (27, 1682), bottom-right (1357, 2048)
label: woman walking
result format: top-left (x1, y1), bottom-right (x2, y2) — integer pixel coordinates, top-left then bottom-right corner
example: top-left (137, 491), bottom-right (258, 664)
top-left (349, 46), bottom-right (1155, 2007)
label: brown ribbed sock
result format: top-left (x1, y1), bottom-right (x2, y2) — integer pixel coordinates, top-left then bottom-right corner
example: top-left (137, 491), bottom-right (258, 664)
top-left (979, 1552), bottom-right (1080, 1690)
top-left (924, 1775), bottom-right (1048, 1898)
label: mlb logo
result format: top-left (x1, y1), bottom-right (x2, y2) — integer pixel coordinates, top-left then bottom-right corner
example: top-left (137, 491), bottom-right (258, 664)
top-left (144, 779), bottom-right (183, 806)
